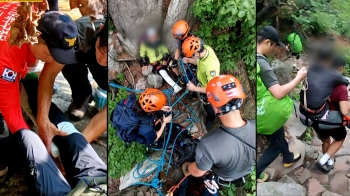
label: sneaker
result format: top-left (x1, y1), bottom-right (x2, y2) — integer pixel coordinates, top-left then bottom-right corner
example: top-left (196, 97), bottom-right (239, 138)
top-left (257, 172), bottom-right (269, 183)
top-left (0, 113), bottom-right (7, 135)
top-left (283, 153), bottom-right (301, 168)
top-left (316, 161), bottom-right (331, 173)
top-left (68, 95), bottom-right (92, 120)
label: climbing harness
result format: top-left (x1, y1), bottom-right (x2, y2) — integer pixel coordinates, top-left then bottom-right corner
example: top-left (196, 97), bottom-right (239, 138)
top-left (166, 176), bottom-right (188, 196)
top-left (109, 62), bottom-right (200, 195)
top-left (204, 175), bottom-right (219, 194)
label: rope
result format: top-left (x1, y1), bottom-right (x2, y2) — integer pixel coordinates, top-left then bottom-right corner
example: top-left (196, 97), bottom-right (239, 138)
top-left (166, 176), bottom-right (188, 196)
top-left (109, 62), bottom-right (200, 195)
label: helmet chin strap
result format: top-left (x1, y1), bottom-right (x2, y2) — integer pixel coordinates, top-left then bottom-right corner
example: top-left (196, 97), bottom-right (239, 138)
top-left (215, 99), bottom-right (243, 116)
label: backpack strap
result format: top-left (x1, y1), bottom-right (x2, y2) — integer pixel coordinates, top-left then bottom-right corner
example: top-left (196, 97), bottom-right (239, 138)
top-left (220, 126), bottom-right (255, 150)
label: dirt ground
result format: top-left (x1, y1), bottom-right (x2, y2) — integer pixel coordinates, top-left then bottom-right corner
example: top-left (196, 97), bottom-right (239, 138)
top-left (0, 2), bottom-right (107, 195)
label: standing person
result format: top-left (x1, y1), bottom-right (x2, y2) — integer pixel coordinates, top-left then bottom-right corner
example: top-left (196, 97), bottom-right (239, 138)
top-left (286, 32), bottom-right (303, 61)
top-left (181, 75), bottom-right (256, 195)
top-left (29, 11), bottom-right (107, 153)
top-left (181, 36), bottom-right (220, 129)
top-left (256, 26), bottom-right (307, 182)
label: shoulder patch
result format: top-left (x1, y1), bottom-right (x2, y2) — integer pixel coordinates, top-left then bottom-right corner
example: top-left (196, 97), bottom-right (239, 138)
top-left (210, 70), bottom-right (216, 77)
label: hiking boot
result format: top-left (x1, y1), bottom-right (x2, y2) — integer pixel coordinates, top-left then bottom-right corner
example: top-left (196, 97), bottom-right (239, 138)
top-left (257, 172), bottom-right (269, 183)
top-left (283, 153), bottom-right (301, 168)
top-left (0, 113), bottom-right (7, 135)
top-left (68, 95), bottom-right (92, 120)
top-left (327, 164), bottom-right (334, 171)
top-left (316, 162), bottom-right (331, 173)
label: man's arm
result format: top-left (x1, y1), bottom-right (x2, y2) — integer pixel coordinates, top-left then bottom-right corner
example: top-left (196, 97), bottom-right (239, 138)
top-left (188, 162), bottom-right (207, 177)
top-left (268, 78), bottom-right (301, 100)
top-left (183, 57), bottom-right (198, 65)
top-left (82, 106), bottom-right (107, 143)
top-left (337, 85), bottom-right (350, 115)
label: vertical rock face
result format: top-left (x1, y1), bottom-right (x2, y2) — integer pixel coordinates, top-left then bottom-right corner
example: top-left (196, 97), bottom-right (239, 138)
top-left (109, 0), bottom-right (197, 56)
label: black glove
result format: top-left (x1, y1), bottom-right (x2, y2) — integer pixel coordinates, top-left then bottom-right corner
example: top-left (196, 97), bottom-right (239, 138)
top-left (171, 59), bottom-right (178, 68)
top-left (140, 57), bottom-right (149, 67)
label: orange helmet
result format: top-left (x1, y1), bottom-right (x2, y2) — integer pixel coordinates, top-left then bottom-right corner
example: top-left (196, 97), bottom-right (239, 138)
top-left (182, 36), bottom-right (202, 58)
top-left (139, 88), bottom-right (167, 112)
top-left (172, 20), bottom-right (190, 40)
top-left (206, 75), bottom-right (246, 108)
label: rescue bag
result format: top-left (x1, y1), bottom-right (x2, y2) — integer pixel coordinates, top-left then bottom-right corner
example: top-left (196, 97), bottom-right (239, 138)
top-left (110, 94), bottom-right (157, 145)
top-left (257, 55), bottom-right (294, 135)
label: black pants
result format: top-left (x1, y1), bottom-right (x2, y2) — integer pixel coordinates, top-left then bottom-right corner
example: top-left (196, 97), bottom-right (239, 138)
top-left (11, 77), bottom-right (108, 195)
top-left (256, 126), bottom-right (293, 177)
top-left (62, 61), bottom-right (107, 106)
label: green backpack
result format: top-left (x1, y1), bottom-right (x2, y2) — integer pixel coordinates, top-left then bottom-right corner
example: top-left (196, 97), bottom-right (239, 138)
top-left (257, 58), bottom-right (294, 135)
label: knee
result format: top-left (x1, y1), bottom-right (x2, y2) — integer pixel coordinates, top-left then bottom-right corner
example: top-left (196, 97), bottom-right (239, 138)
top-left (57, 133), bottom-right (87, 147)
top-left (14, 129), bottom-right (43, 146)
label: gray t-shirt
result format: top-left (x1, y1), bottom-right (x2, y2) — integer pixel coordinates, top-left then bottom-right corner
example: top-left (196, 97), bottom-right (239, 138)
top-left (195, 120), bottom-right (256, 181)
top-left (257, 55), bottom-right (279, 88)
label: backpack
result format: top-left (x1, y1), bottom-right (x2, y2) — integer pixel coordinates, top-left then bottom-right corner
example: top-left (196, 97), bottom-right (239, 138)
top-left (257, 55), bottom-right (294, 135)
top-left (110, 94), bottom-right (157, 145)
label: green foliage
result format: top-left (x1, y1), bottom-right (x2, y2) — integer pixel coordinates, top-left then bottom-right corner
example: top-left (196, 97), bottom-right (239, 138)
top-left (191, 0), bottom-right (256, 79)
top-left (220, 166), bottom-right (256, 196)
top-left (116, 73), bottom-right (125, 83)
top-left (108, 12), bottom-right (116, 32)
top-left (303, 127), bottom-right (313, 142)
top-left (108, 88), bottom-right (146, 178)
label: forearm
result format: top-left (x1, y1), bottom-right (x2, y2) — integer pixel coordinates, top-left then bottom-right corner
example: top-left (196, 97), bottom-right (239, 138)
top-left (192, 86), bottom-right (206, 94)
top-left (82, 106), bottom-right (107, 142)
top-left (269, 77), bottom-right (300, 99)
top-left (188, 58), bottom-right (197, 65)
top-left (174, 49), bottom-right (180, 60)
top-left (155, 122), bottom-right (167, 141)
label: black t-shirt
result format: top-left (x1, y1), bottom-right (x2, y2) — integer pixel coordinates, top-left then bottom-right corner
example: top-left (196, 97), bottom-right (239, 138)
top-left (300, 63), bottom-right (348, 110)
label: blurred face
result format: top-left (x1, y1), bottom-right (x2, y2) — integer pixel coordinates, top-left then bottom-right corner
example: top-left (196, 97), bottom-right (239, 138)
top-left (29, 40), bottom-right (54, 63)
top-left (95, 37), bottom-right (107, 66)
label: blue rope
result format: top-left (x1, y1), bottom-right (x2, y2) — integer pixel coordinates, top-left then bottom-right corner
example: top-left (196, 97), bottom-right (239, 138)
top-left (109, 64), bottom-right (200, 195)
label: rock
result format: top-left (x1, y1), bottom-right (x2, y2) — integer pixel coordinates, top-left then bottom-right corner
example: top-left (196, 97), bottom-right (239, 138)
top-left (336, 155), bottom-right (350, 164)
top-left (278, 175), bottom-right (297, 184)
top-left (119, 151), bottom-right (163, 190)
top-left (108, 57), bottom-right (125, 80)
top-left (109, 0), bottom-right (164, 57)
top-left (307, 178), bottom-right (326, 196)
top-left (264, 168), bottom-right (277, 181)
top-left (257, 182), bottom-right (306, 196)
top-left (298, 168), bottom-right (312, 184)
top-left (311, 137), bottom-right (323, 146)
top-left (310, 173), bottom-right (329, 184)
top-left (189, 124), bottom-right (198, 134)
top-left (271, 60), bottom-right (294, 85)
top-left (284, 102), bottom-right (307, 138)
top-left (162, 0), bottom-right (196, 53)
top-left (322, 191), bottom-right (342, 196)
top-left (115, 38), bottom-right (124, 54)
top-left (142, 66), bottom-right (153, 76)
top-left (334, 162), bottom-right (350, 173)
top-left (330, 173), bottom-right (350, 195)
top-left (347, 173), bottom-right (350, 178)
top-left (135, 77), bottom-right (147, 90)
top-left (305, 144), bottom-right (319, 160)
top-left (268, 138), bottom-right (305, 176)
top-left (147, 74), bottom-right (163, 88)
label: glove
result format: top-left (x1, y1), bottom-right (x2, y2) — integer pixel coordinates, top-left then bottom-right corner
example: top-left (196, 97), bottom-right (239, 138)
top-left (140, 57), bottom-right (149, 67)
top-left (182, 162), bottom-right (191, 176)
top-left (171, 59), bottom-right (178, 68)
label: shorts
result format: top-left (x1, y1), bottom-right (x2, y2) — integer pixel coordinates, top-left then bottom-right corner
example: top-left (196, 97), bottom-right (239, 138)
top-left (0, 66), bottom-right (28, 133)
top-left (315, 126), bottom-right (347, 141)
top-left (291, 52), bottom-right (300, 60)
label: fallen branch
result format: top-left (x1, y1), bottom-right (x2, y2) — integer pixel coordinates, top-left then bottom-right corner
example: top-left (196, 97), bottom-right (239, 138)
top-left (116, 58), bottom-right (137, 62)
top-left (123, 62), bottom-right (135, 89)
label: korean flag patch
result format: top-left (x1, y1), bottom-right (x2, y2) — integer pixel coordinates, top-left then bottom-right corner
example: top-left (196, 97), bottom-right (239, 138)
top-left (2, 68), bottom-right (17, 83)
top-left (210, 70), bottom-right (216, 77)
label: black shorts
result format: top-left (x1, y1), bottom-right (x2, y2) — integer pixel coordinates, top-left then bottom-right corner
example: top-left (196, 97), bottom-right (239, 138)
top-left (315, 126), bottom-right (347, 141)
top-left (291, 52), bottom-right (300, 60)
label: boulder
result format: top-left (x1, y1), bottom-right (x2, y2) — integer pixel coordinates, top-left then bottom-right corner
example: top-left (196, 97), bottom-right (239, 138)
top-left (135, 77), bottom-right (147, 90)
top-left (329, 173), bottom-right (350, 195)
top-left (284, 102), bottom-right (307, 138)
top-left (147, 74), bottom-right (163, 88)
top-left (298, 168), bottom-right (312, 184)
top-left (257, 182), bottom-right (306, 196)
top-left (278, 175), bottom-right (297, 184)
top-left (142, 66), bottom-right (153, 76)
top-left (108, 58), bottom-right (125, 80)
top-left (307, 178), bottom-right (326, 196)
top-left (305, 144), bottom-right (319, 160)
top-left (322, 191), bottom-right (342, 196)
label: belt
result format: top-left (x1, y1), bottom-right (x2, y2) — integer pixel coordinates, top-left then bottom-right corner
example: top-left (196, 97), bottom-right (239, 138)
top-left (300, 101), bottom-right (327, 114)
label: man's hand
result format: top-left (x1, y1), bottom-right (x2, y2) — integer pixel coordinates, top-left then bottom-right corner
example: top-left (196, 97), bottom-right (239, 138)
top-left (187, 81), bottom-right (196, 91)
top-left (296, 67), bottom-right (307, 81)
top-left (37, 118), bottom-right (68, 155)
top-left (163, 114), bottom-right (172, 124)
top-left (182, 57), bottom-right (190, 64)
top-left (182, 162), bottom-right (191, 176)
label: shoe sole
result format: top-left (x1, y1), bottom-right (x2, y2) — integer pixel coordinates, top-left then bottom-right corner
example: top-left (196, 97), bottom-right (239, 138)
top-left (316, 162), bottom-right (331, 173)
top-left (283, 154), bottom-right (302, 168)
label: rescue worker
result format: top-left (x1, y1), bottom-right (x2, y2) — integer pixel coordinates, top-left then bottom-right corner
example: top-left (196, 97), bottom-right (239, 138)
top-left (181, 75), bottom-right (256, 195)
top-left (257, 26), bottom-right (306, 182)
top-left (29, 11), bottom-right (107, 153)
top-left (181, 36), bottom-right (220, 128)
top-left (140, 28), bottom-right (182, 94)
